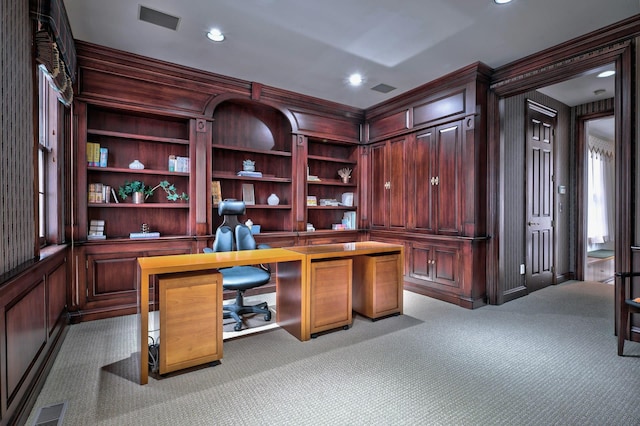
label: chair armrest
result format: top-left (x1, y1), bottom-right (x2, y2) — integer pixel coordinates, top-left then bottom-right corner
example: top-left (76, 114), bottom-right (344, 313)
top-left (615, 271), bottom-right (640, 278)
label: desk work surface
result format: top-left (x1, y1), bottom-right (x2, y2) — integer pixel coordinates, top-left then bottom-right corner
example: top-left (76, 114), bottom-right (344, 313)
top-left (285, 241), bottom-right (403, 258)
top-left (137, 248), bottom-right (305, 273)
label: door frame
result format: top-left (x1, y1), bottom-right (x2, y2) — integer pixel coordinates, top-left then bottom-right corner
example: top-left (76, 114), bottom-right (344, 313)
top-left (487, 39), bottom-right (632, 305)
top-left (575, 111), bottom-right (615, 281)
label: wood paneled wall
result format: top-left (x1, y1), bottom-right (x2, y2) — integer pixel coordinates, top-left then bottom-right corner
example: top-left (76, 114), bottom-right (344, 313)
top-left (0, 0), bottom-right (36, 275)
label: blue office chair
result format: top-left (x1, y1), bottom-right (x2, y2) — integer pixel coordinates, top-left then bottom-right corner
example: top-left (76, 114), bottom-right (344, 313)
top-left (204, 200), bottom-right (272, 331)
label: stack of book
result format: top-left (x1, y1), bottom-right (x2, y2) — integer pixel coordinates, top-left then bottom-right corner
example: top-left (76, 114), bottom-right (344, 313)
top-left (88, 220), bottom-right (106, 240)
top-left (87, 142), bottom-right (108, 167)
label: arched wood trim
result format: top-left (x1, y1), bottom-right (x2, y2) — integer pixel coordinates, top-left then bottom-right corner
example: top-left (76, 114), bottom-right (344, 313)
top-left (203, 92), bottom-right (299, 133)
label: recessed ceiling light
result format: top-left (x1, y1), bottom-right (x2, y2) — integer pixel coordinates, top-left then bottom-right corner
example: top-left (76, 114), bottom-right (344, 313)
top-left (594, 89), bottom-right (606, 96)
top-left (207, 28), bottom-right (225, 42)
top-left (597, 70), bottom-right (615, 78)
top-left (348, 73), bottom-right (363, 86)
top-left (494, 0), bottom-right (512, 4)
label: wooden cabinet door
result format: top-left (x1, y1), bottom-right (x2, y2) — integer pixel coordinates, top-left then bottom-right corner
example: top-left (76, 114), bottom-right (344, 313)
top-left (413, 129), bottom-right (435, 232)
top-left (408, 241), bottom-right (460, 287)
top-left (370, 138), bottom-right (406, 230)
top-left (388, 137), bottom-right (406, 229)
top-left (370, 142), bottom-right (388, 228)
top-left (435, 122), bottom-right (462, 235)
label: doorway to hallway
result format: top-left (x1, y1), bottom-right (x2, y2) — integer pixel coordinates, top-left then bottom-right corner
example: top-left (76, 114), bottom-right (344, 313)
top-left (584, 116), bottom-right (615, 283)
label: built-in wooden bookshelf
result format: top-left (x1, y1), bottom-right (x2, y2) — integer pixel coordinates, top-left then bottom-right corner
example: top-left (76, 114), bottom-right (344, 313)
top-left (83, 105), bottom-right (192, 239)
top-left (211, 100), bottom-right (294, 233)
top-left (305, 137), bottom-right (359, 232)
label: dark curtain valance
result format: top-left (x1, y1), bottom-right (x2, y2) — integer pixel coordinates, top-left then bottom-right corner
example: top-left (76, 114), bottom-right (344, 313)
top-left (30, 0), bottom-right (77, 105)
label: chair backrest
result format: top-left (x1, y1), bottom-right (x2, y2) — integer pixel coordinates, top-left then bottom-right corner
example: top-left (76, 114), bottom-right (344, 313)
top-left (235, 224), bottom-right (257, 251)
top-left (212, 225), bottom-right (234, 252)
top-left (211, 199), bottom-right (255, 253)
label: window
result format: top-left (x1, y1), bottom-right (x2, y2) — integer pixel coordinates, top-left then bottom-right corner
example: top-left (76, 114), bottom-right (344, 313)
top-left (37, 66), bottom-right (62, 247)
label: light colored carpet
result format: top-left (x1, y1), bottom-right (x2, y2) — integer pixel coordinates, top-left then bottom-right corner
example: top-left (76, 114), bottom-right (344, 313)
top-left (27, 282), bottom-right (640, 425)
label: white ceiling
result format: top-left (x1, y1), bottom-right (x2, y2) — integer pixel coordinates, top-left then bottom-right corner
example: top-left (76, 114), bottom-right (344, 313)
top-left (63, 0), bottom-right (639, 110)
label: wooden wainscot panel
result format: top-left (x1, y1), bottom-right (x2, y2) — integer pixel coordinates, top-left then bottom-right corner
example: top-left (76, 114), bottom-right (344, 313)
top-left (413, 91), bottom-right (466, 127)
top-left (368, 109), bottom-right (409, 142)
top-left (89, 253), bottom-right (138, 299)
top-left (78, 67), bottom-right (214, 116)
top-left (289, 109), bottom-right (361, 143)
top-left (6, 281), bottom-right (46, 403)
top-left (47, 261), bottom-right (67, 336)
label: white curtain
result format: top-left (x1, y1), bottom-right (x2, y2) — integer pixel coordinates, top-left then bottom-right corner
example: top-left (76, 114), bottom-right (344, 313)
top-left (587, 140), bottom-right (614, 246)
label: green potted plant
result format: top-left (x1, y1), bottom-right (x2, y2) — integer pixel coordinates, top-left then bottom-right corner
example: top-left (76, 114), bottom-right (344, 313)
top-left (118, 180), bottom-right (153, 204)
top-left (118, 180), bottom-right (188, 204)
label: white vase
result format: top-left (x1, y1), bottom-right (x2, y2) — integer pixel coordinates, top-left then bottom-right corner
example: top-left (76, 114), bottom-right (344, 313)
top-left (267, 193), bottom-right (279, 205)
top-left (129, 159), bottom-right (144, 169)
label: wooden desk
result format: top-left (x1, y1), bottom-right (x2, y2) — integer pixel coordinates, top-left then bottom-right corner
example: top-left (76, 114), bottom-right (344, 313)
top-left (137, 248), bottom-right (305, 385)
top-left (136, 242), bottom-right (403, 384)
top-left (285, 241), bottom-right (404, 335)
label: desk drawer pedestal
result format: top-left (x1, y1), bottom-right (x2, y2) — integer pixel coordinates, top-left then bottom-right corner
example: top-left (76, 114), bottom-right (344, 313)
top-left (352, 253), bottom-right (403, 319)
top-left (158, 271), bottom-right (223, 375)
top-left (310, 259), bottom-right (353, 335)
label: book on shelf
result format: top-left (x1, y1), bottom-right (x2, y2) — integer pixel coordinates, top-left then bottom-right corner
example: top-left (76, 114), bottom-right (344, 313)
top-left (307, 196), bottom-right (317, 206)
top-left (342, 211), bottom-right (356, 230)
top-left (237, 170), bottom-right (263, 177)
top-left (211, 180), bottom-right (221, 205)
top-left (88, 183), bottom-right (104, 203)
top-left (176, 156), bottom-right (190, 173)
top-left (87, 142), bottom-right (102, 166)
top-left (242, 183), bottom-right (255, 205)
top-left (130, 232), bottom-right (161, 239)
top-left (319, 198), bottom-right (340, 206)
top-left (87, 234), bottom-right (107, 240)
top-left (111, 187), bottom-right (119, 203)
top-left (99, 147), bottom-right (108, 167)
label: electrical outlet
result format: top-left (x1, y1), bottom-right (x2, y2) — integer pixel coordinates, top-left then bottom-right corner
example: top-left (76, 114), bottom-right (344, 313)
top-left (520, 264), bottom-right (525, 275)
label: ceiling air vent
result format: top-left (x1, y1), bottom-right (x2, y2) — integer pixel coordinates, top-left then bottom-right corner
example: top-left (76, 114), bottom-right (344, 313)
top-left (371, 83), bottom-right (397, 94)
top-left (138, 5), bottom-right (180, 31)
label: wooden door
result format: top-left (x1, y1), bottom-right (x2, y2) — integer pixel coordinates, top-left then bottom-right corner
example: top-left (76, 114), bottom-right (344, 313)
top-left (526, 101), bottom-right (556, 291)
